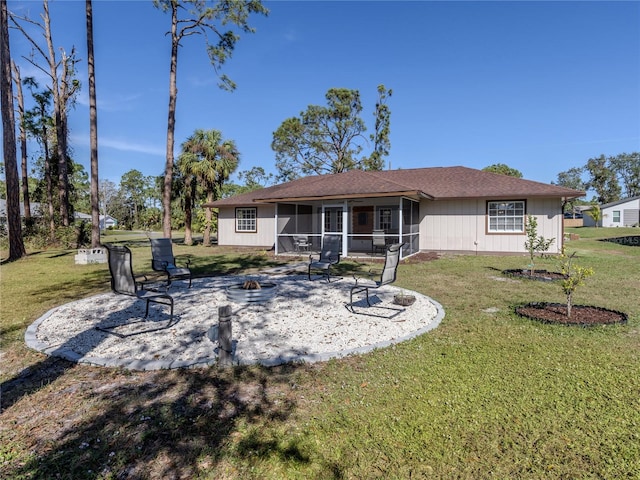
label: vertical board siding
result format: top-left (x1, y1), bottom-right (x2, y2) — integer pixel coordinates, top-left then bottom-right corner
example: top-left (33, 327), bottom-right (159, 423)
top-left (420, 198), bottom-right (563, 254)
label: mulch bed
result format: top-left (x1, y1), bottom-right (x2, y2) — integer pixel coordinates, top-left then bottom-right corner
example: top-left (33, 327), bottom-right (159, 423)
top-left (515, 302), bottom-right (628, 326)
top-left (503, 269), bottom-right (566, 282)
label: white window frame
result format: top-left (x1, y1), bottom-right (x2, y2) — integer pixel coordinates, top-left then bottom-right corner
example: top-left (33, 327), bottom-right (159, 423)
top-left (378, 208), bottom-right (392, 230)
top-left (487, 200), bottom-right (526, 233)
top-left (613, 210), bottom-right (621, 223)
top-left (236, 207), bottom-right (257, 233)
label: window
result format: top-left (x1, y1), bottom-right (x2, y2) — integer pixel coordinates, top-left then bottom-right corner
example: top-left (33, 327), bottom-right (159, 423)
top-left (324, 208), bottom-right (343, 233)
top-left (487, 201), bottom-right (525, 233)
top-left (378, 208), bottom-right (392, 230)
top-left (613, 210), bottom-right (620, 223)
top-left (236, 207), bottom-right (257, 232)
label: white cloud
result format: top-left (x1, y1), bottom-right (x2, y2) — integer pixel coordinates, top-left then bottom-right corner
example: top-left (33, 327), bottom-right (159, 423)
top-left (75, 91), bottom-right (144, 112)
top-left (71, 134), bottom-right (165, 156)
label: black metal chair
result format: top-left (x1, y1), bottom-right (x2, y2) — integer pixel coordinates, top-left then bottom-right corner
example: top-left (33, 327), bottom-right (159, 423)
top-left (308, 234), bottom-right (341, 281)
top-left (150, 238), bottom-right (192, 287)
top-left (104, 244), bottom-right (174, 321)
top-left (349, 243), bottom-right (404, 311)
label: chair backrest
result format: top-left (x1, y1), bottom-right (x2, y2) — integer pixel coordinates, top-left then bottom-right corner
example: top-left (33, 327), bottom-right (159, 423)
top-left (294, 235), bottom-right (309, 246)
top-left (378, 243), bottom-right (404, 286)
top-left (150, 238), bottom-right (175, 271)
top-left (373, 229), bottom-right (386, 247)
top-left (105, 244), bottom-right (138, 296)
top-left (320, 234), bottom-right (341, 263)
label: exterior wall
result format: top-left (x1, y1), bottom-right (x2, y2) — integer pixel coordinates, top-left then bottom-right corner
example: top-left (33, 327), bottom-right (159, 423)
top-left (217, 205), bottom-right (275, 247)
top-left (601, 198), bottom-right (640, 227)
top-left (420, 197), bottom-right (564, 254)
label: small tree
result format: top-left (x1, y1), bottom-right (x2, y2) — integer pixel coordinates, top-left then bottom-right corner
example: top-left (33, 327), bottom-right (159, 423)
top-left (524, 215), bottom-right (555, 275)
top-left (585, 204), bottom-right (602, 227)
top-left (558, 248), bottom-right (594, 318)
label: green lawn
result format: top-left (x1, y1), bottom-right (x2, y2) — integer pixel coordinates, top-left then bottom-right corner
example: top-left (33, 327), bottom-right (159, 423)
top-left (1, 228), bottom-right (639, 479)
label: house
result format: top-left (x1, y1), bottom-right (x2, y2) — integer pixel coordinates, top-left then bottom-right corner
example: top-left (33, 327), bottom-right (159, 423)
top-left (204, 166), bottom-right (585, 258)
top-left (583, 196), bottom-right (640, 227)
top-left (74, 212), bottom-right (118, 230)
top-left (0, 199), bottom-right (42, 218)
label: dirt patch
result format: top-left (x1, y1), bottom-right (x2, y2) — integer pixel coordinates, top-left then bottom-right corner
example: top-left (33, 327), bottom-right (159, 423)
top-left (515, 303), bottom-right (628, 326)
top-left (403, 251), bottom-right (440, 263)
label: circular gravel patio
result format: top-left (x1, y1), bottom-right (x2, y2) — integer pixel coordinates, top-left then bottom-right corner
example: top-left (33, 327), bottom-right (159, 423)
top-left (25, 274), bottom-right (444, 370)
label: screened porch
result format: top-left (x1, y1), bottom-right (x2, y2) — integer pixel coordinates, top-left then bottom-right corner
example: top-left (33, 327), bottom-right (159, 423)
top-left (273, 197), bottom-right (420, 259)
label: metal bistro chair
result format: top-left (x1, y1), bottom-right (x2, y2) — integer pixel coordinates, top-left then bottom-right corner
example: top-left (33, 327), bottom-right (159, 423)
top-left (308, 234), bottom-right (341, 281)
top-left (103, 244), bottom-right (174, 323)
top-left (349, 243), bottom-right (404, 311)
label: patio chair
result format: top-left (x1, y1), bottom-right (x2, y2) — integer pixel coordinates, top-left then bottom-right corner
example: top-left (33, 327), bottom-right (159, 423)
top-left (308, 234), bottom-right (341, 281)
top-left (294, 235), bottom-right (310, 252)
top-left (150, 238), bottom-right (192, 288)
top-left (372, 229), bottom-right (387, 256)
top-left (349, 243), bottom-right (404, 311)
top-left (104, 244), bottom-right (174, 321)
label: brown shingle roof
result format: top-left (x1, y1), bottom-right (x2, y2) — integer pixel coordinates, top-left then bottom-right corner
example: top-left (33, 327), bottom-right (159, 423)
top-left (205, 166), bottom-right (585, 207)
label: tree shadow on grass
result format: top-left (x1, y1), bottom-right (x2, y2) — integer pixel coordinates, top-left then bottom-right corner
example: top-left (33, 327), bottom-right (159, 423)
top-left (1, 364), bottom-right (315, 479)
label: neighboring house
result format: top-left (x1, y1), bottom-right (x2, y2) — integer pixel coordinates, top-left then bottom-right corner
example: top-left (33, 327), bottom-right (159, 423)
top-left (75, 212), bottom-right (118, 230)
top-left (204, 166), bottom-right (584, 258)
top-left (583, 196), bottom-right (640, 227)
top-left (0, 199), bottom-right (43, 218)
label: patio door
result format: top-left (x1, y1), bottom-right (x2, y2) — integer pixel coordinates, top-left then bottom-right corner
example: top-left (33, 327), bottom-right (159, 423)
top-left (321, 204), bottom-right (347, 255)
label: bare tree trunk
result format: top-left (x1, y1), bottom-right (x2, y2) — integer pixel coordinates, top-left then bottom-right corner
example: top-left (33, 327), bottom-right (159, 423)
top-left (203, 189), bottom-right (213, 246)
top-left (1, 0), bottom-right (26, 260)
top-left (42, 0), bottom-right (70, 226)
top-left (86, 0), bottom-right (100, 247)
top-left (12, 61), bottom-right (31, 223)
top-left (162, 1), bottom-right (179, 239)
top-left (43, 124), bottom-right (55, 240)
top-left (183, 174), bottom-right (194, 245)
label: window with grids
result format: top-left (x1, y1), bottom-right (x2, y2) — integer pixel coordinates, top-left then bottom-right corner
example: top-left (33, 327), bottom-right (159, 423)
top-left (236, 207), bottom-right (257, 232)
top-left (613, 210), bottom-right (620, 223)
top-left (487, 201), bottom-right (525, 233)
top-left (378, 208), bottom-right (392, 230)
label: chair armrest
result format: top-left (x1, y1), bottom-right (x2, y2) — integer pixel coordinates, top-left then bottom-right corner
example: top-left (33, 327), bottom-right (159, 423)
top-left (352, 267), bottom-right (377, 285)
top-left (175, 255), bottom-right (192, 268)
top-left (152, 259), bottom-right (169, 270)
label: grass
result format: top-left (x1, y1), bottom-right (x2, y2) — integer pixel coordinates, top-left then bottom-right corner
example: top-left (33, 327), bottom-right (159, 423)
top-left (1, 228), bottom-right (639, 478)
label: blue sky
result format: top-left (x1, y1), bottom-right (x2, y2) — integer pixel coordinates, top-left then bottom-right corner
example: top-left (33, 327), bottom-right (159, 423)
top-left (5, 0), bottom-right (640, 193)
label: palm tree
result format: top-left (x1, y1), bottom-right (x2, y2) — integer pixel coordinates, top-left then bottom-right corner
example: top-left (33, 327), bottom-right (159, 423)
top-left (179, 129), bottom-right (239, 246)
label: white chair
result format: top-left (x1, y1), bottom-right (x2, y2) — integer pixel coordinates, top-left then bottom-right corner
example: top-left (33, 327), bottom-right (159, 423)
top-left (294, 235), bottom-right (310, 252)
top-left (372, 229), bottom-right (386, 256)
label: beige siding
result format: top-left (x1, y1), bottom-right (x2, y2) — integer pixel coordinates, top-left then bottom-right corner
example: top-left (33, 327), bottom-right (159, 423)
top-left (217, 205), bottom-right (275, 247)
top-left (420, 198), bottom-right (564, 254)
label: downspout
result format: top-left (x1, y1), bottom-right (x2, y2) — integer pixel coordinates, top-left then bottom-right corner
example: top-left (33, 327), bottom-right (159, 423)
top-left (398, 198), bottom-right (403, 259)
top-left (561, 199), bottom-right (567, 253)
top-left (274, 203), bottom-right (279, 255)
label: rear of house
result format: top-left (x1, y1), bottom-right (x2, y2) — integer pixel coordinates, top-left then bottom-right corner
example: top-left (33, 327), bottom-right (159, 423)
top-left (206, 166), bottom-right (584, 258)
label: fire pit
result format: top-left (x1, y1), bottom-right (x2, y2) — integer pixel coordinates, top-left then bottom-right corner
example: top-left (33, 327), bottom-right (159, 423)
top-left (226, 280), bottom-right (277, 304)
